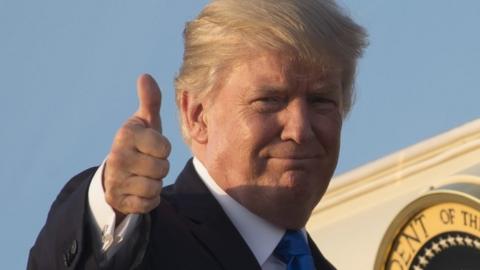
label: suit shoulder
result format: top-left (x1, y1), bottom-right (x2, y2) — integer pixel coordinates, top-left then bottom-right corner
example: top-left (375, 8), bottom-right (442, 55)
top-left (50, 167), bottom-right (98, 211)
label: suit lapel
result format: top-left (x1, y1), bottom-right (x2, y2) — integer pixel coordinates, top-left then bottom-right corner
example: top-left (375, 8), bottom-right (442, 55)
top-left (170, 160), bottom-right (262, 270)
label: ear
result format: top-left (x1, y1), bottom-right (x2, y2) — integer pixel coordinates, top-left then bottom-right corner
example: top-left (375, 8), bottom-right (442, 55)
top-left (180, 91), bottom-right (208, 144)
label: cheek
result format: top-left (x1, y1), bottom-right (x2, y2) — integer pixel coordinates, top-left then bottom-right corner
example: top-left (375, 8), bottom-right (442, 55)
top-left (207, 110), bottom-right (266, 162)
top-left (241, 115), bottom-right (281, 157)
top-left (314, 112), bottom-right (342, 150)
top-left (233, 115), bottom-right (280, 172)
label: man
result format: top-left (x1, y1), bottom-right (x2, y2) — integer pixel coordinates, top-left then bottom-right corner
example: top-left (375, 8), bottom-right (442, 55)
top-left (28, 0), bottom-right (367, 269)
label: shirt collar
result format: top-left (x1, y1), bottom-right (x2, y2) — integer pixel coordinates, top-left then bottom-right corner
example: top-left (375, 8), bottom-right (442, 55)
top-left (192, 158), bottom-right (286, 266)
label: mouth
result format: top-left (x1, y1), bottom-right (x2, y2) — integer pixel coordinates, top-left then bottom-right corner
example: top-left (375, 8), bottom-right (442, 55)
top-left (267, 156), bottom-right (321, 170)
top-left (268, 153), bottom-right (321, 160)
top-left (269, 156), bottom-right (320, 160)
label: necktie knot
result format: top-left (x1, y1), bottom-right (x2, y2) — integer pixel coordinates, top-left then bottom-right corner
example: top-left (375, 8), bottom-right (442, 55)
top-left (274, 230), bottom-right (316, 270)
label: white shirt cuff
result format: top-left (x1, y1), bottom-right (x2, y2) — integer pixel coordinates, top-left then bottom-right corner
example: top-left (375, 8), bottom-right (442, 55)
top-left (87, 159), bottom-right (140, 258)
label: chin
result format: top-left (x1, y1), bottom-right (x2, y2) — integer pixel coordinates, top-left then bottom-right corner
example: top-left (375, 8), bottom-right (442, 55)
top-left (267, 197), bottom-right (315, 229)
top-left (274, 210), bottom-right (312, 230)
top-left (277, 170), bottom-right (320, 194)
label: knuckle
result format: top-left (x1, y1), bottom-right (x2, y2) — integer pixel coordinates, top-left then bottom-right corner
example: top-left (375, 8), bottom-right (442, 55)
top-left (147, 182), bottom-right (163, 198)
top-left (123, 196), bottom-right (139, 213)
top-left (107, 150), bottom-right (124, 168)
top-left (138, 156), bottom-right (160, 178)
top-left (145, 127), bottom-right (158, 139)
top-left (130, 116), bottom-right (148, 128)
top-left (164, 138), bottom-right (172, 156)
top-left (137, 178), bottom-right (160, 198)
top-left (106, 158), bottom-right (128, 180)
top-left (143, 188), bottom-right (156, 199)
top-left (120, 197), bottom-right (132, 213)
top-left (115, 125), bottom-right (135, 144)
top-left (137, 185), bottom-right (151, 198)
top-left (134, 198), bottom-right (153, 213)
top-left (158, 160), bottom-right (169, 178)
top-left (158, 136), bottom-right (172, 156)
top-left (109, 148), bottom-right (137, 174)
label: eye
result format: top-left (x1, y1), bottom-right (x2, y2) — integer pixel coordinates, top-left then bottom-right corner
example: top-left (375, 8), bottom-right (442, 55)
top-left (258, 96), bottom-right (282, 103)
top-left (308, 95), bottom-right (338, 111)
top-left (252, 96), bottom-right (286, 112)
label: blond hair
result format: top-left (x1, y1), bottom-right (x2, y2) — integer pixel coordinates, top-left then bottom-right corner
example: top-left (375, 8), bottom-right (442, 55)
top-left (175, 0), bottom-right (368, 142)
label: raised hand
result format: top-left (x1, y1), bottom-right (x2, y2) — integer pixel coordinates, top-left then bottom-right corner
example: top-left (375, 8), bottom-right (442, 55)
top-left (104, 74), bottom-right (171, 221)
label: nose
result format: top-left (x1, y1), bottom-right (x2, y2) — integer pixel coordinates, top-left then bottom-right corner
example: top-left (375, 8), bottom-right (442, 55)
top-left (280, 99), bottom-right (315, 144)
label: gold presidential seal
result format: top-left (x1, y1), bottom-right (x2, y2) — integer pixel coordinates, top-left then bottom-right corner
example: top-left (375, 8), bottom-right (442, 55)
top-left (374, 183), bottom-right (480, 270)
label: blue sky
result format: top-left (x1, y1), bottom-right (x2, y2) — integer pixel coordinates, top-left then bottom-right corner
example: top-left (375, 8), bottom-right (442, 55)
top-left (1, 1), bottom-right (479, 268)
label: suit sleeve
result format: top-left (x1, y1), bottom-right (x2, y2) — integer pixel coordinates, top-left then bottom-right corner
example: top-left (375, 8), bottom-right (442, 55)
top-left (27, 167), bottom-right (100, 269)
top-left (28, 167), bottom-right (151, 270)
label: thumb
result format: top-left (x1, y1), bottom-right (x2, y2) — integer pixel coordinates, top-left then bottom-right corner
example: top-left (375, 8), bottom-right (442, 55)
top-left (134, 74), bottom-right (162, 132)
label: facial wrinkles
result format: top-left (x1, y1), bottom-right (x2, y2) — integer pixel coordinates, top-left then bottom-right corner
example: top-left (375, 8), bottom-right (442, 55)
top-left (249, 69), bottom-right (336, 160)
top-left (208, 76), bottom-right (261, 187)
top-left (196, 52), bottom-right (344, 230)
top-left (236, 73), bottom-right (285, 185)
top-left (210, 54), bottom-right (341, 185)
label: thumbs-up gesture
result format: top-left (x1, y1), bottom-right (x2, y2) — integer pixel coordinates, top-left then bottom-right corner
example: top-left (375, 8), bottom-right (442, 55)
top-left (104, 74), bottom-right (171, 219)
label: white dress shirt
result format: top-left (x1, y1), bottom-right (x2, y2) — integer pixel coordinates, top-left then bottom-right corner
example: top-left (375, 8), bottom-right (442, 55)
top-left (88, 157), bottom-right (308, 269)
top-left (87, 160), bottom-right (140, 259)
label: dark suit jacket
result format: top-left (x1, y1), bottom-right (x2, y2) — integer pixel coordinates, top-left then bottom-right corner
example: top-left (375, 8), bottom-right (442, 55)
top-left (28, 159), bottom-right (336, 270)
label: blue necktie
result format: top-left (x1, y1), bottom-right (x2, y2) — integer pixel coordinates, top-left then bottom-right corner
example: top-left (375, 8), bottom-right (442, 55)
top-left (274, 230), bottom-right (316, 270)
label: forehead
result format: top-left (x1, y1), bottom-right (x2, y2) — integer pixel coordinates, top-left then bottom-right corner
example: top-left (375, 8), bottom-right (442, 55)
top-left (230, 52), bottom-right (343, 89)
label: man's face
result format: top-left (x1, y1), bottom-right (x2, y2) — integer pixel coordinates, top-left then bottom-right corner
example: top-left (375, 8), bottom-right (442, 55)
top-left (202, 52), bottom-right (343, 229)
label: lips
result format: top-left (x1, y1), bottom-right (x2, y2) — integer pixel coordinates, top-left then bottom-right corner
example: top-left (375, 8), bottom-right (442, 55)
top-left (267, 150), bottom-right (322, 160)
top-left (269, 156), bottom-right (319, 161)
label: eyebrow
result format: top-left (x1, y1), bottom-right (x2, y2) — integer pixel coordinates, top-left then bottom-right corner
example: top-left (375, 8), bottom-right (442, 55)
top-left (310, 81), bottom-right (342, 94)
top-left (252, 83), bottom-right (341, 95)
top-left (255, 85), bottom-right (289, 93)
top-left (311, 79), bottom-right (341, 89)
